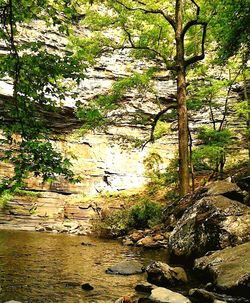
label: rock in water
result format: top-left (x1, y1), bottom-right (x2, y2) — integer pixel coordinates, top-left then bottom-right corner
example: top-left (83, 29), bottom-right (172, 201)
top-left (106, 260), bottom-right (144, 275)
top-left (149, 287), bottom-right (191, 303)
top-left (194, 242), bottom-right (250, 298)
top-left (169, 195), bottom-right (250, 260)
top-left (189, 288), bottom-right (215, 303)
top-left (135, 282), bottom-right (156, 293)
top-left (115, 296), bottom-right (133, 303)
top-left (146, 261), bottom-right (188, 287)
top-left (81, 283), bottom-right (94, 290)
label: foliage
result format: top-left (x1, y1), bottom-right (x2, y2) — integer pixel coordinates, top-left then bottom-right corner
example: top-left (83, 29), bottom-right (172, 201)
top-left (192, 127), bottom-right (232, 172)
top-left (207, 0), bottom-right (250, 62)
top-left (13, 188), bottom-right (41, 197)
top-left (128, 199), bottom-right (163, 229)
top-left (75, 70), bottom-right (156, 133)
top-left (72, 0), bottom-right (213, 195)
top-left (0, 0), bottom-right (248, 197)
top-left (1, 141), bottom-right (80, 190)
top-left (0, 0), bottom-right (85, 190)
top-left (144, 152), bottom-right (178, 192)
top-left (188, 59), bottom-right (247, 179)
top-left (92, 198), bottom-right (163, 238)
top-left (154, 121), bottom-right (170, 140)
top-left (0, 190), bottom-right (13, 209)
top-left (197, 127), bottom-right (231, 147)
top-left (92, 209), bottom-right (130, 238)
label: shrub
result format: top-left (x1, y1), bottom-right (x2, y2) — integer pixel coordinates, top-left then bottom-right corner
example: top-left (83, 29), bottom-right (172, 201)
top-left (92, 209), bottom-right (130, 238)
top-left (92, 199), bottom-right (163, 238)
top-left (0, 190), bottom-right (13, 209)
top-left (128, 199), bottom-right (163, 229)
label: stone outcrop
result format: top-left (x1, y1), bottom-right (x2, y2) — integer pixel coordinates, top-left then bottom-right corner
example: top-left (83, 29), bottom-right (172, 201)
top-left (168, 181), bottom-right (250, 260)
top-left (194, 242), bottom-right (250, 298)
top-left (0, 189), bottom-right (130, 233)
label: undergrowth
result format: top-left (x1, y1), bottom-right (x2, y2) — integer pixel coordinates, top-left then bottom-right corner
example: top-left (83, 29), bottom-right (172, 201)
top-left (0, 188), bottom-right (41, 209)
top-left (92, 198), bottom-right (164, 238)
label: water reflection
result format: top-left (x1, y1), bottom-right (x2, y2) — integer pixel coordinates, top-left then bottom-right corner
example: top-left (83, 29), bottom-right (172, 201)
top-left (0, 230), bottom-right (167, 303)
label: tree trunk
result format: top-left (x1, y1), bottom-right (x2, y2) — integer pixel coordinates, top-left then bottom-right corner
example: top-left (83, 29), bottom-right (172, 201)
top-left (243, 71), bottom-right (250, 159)
top-left (175, 0), bottom-right (190, 195)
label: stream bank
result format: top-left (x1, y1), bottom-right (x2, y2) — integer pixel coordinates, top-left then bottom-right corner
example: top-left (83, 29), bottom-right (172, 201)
top-left (1, 179), bottom-right (250, 303)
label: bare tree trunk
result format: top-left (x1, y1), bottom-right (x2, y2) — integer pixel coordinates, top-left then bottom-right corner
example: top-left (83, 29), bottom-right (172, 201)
top-left (243, 71), bottom-right (250, 159)
top-left (175, 0), bottom-right (190, 195)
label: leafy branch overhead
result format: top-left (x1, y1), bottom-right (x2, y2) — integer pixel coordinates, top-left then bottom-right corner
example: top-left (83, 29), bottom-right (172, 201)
top-left (0, 0), bottom-right (85, 190)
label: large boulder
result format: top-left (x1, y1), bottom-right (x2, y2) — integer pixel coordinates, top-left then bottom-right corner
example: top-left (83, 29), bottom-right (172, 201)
top-left (146, 261), bottom-right (188, 287)
top-left (149, 287), bottom-right (191, 303)
top-left (194, 242), bottom-right (250, 298)
top-left (168, 194), bottom-right (250, 260)
top-left (106, 260), bottom-right (144, 275)
top-left (205, 181), bottom-right (245, 202)
top-left (164, 181), bottom-right (245, 222)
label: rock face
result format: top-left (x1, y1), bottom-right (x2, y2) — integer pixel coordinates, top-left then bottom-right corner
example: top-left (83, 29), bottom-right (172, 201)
top-left (149, 287), bottom-right (191, 303)
top-left (0, 21), bottom-right (248, 232)
top-left (146, 262), bottom-right (188, 287)
top-left (194, 242), bottom-right (250, 298)
top-left (106, 260), bottom-right (144, 275)
top-left (169, 182), bottom-right (250, 259)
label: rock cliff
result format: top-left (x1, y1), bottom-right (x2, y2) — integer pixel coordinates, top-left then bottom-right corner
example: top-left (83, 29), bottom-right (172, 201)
top-left (0, 21), bottom-right (248, 232)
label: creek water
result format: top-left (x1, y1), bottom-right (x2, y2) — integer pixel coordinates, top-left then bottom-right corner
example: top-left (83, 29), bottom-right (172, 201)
top-left (0, 230), bottom-right (167, 303)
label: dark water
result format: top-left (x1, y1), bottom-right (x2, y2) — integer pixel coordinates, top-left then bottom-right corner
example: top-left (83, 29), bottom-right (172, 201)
top-left (0, 230), bottom-right (167, 303)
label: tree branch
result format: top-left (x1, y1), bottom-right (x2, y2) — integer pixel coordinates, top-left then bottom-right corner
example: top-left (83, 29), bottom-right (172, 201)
top-left (114, 0), bottom-right (176, 30)
top-left (132, 0), bottom-right (146, 5)
top-left (141, 102), bottom-right (177, 149)
top-left (219, 68), bottom-right (242, 131)
top-left (184, 22), bottom-right (207, 67)
top-left (117, 26), bottom-right (176, 70)
top-left (190, 0), bottom-right (200, 17)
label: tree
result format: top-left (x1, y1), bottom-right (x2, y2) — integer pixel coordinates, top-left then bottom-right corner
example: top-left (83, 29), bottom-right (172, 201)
top-left (187, 60), bottom-right (246, 180)
top-left (0, 0), bottom-right (84, 191)
top-left (207, 0), bottom-right (250, 62)
top-left (75, 0), bottom-right (208, 195)
top-left (208, 0), bottom-right (250, 160)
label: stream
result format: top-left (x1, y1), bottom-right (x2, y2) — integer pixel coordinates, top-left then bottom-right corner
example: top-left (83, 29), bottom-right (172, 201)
top-left (0, 230), bottom-right (167, 303)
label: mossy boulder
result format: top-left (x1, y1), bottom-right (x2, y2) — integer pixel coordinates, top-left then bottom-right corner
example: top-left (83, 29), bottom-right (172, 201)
top-left (194, 242), bottom-right (250, 298)
top-left (168, 194), bottom-right (250, 260)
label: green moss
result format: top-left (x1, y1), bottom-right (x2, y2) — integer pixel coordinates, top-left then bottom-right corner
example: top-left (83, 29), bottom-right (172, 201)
top-left (0, 190), bottom-right (13, 209)
top-left (14, 188), bottom-right (41, 197)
